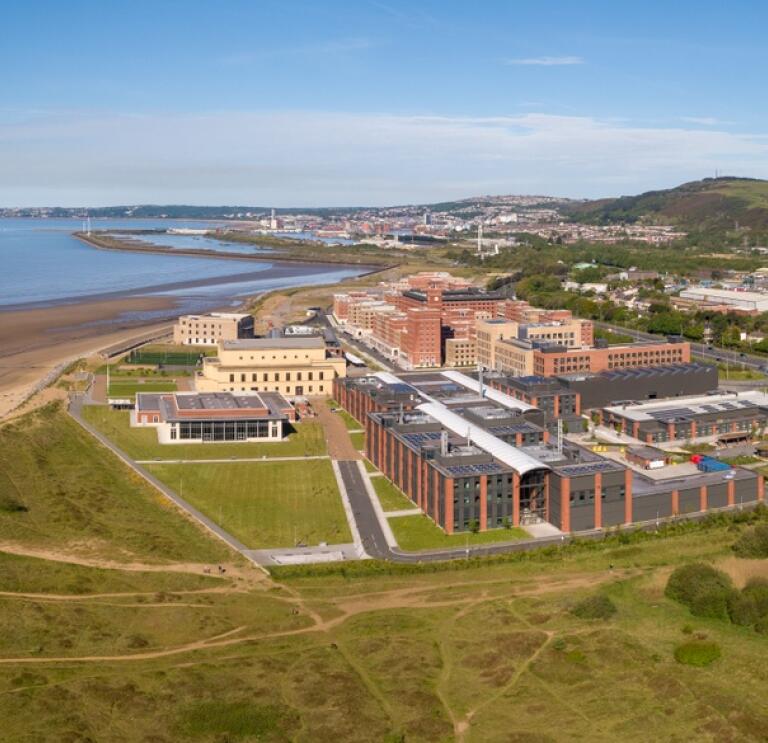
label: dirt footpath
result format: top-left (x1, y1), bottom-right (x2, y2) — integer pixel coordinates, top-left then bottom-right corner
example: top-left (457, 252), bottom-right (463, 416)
top-left (312, 397), bottom-right (361, 460)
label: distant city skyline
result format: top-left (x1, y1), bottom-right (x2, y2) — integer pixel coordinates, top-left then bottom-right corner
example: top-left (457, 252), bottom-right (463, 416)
top-left (2, 0), bottom-right (768, 206)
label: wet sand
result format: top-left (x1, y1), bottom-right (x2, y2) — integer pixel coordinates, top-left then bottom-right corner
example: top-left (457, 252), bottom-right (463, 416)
top-left (0, 249), bottom-right (381, 418)
top-left (0, 296), bottom-right (181, 418)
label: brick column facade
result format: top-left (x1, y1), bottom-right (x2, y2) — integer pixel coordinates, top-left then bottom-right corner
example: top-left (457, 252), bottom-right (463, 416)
top-left (594, 472), bottom-right (602, 530)
top-left (624, 469), bottom-right (633, 524)
top-left (727, 479), bottom-right (735, 507)
top-left (444, 478), bottom-right (454, 534)
top-left (512, 471), bottom-right (520, 527)
top-left (480, 475), bottom-right (488, 531)
top-left (560, 477), bottom-right (571, 532)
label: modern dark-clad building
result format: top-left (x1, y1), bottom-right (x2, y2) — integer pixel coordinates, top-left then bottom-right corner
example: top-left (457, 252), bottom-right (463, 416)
top-left (487, 375), bottom-right (581, 421)
top-left (557, 363), bottom-right (717, 410)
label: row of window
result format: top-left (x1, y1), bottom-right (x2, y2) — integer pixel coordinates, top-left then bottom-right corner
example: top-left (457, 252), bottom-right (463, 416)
top-left (170, 420), bottom-right (278, 441)
top-left (229, 370), bottom-right (324, 383)
top-left (226, 385), bottom-right (324, 394)
top-left (236, 354), bottom-right (312, 360)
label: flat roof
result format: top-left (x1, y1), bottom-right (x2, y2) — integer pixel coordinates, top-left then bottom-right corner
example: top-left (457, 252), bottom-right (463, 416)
top-left (221, 337), bottom-right (325, 350)
top-left (604, 391), bottom-right (768, 423)
top-left (558, 362), bottom-right (713, 383)
top-left (417, 401), bottom-right (548, 476)
top-left (141, 391), bottom-right (293, 422)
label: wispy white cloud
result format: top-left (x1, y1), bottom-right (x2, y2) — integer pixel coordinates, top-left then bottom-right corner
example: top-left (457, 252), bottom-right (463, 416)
top-left (0, 110), bottom-right (766, 206)
top-left (679, 116), bottom-right (723, 126)
top-left (504, 55), bottom-right (584, 66)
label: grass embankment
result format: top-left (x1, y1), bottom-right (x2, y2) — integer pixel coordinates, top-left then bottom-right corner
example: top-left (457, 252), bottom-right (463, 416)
top-left (389, 514), bottom-right (529, 551)
top-left (81, 406), bottom-right (326, 459)
top-left (0, 403), bottom-right (229, 564)
top-left (146, 460), bottom-right (351, 548)
top-left (349, 431), bottom-right (366, 451)
top-left (372, 478), bottom-right (415, 512)
top-left (336, 409), bottom-right (363, 431)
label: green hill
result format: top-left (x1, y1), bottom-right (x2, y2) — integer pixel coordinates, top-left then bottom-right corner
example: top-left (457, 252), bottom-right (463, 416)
top-left (564, 177), bottom-right (768, 230)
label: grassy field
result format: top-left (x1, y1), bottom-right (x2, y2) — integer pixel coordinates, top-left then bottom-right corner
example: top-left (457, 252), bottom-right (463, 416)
top-left (146, 460), bottom-right (351, 548)
top-left (349, 431), bottom-right (366, 451)
top-left (6, 404), bottom-right (768, 740)
top-left (4, 511), bottom-right (768, 740)
top-left (81, 406), bottom-right (327, 459)
top-left (389, 514), bottom-right (529, 551)
top-left (107, 379), bottom-right (178, 398)
top-left (0, 403), bottom-right (229, 564)
top-left (373, 477), bottom-right (416, 512)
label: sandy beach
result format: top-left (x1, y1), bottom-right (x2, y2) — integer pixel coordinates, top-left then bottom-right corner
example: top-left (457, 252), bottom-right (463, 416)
top-left (0, 296), bottom-right (181, 418)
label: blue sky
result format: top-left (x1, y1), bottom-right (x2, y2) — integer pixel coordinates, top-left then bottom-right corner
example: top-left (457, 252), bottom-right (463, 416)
top-left (1, 0), bottom-right (767, 206)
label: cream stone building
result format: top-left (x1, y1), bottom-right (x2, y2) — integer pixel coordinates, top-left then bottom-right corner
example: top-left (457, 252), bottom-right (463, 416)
top-left (195, 337), bottom-right (346, 397)
top-left (173, 312), bottom-right (254, 346)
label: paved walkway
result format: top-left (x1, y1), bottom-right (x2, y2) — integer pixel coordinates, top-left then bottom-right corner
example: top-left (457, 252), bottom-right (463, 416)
top-left (383, 508), bottom-right (422, 517)
top-left (246, 543), bottom-right (360, 565)
top-left (312, 397), bottom-right (361, 460)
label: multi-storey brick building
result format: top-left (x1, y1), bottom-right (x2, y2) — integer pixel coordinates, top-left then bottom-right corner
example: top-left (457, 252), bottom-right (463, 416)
top-left (336, 369), bottom-right (763, 535)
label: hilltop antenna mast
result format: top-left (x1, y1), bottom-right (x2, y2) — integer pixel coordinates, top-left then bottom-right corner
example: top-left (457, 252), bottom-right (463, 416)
top-left (477, 223), bottom-right (483, 254)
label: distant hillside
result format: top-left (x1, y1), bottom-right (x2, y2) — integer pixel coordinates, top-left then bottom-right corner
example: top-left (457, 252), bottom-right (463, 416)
top-left (564, 177), bottom-right (768, 230)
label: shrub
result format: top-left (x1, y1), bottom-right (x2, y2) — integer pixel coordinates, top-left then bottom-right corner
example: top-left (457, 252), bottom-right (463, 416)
top-left (727, 592), bottom-right (763, 626)
top-left (755, 616), bottom-right (768, 635)
top-left (732, 524), bottom-right (768, 558)
top-left (0, 491), bottom-right (27, 513)
top-left (674, 641), bottom-right (721, 667)
top-left (682, 624), bottom-right (694, 635)
top-left (742, 577), bottom-right (768, 617)
top-left (689, 586), bottom-right (736, 621)
top-left (570, 594), bottom-right (617, 620)
top-left (665, 563), bottom-right (736, 619)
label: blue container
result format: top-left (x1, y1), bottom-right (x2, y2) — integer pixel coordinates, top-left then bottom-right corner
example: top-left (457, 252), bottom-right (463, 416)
top-left (697, 456), bottom-right (731, 473)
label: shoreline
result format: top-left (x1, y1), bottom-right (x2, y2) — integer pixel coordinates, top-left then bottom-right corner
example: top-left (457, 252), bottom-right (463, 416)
top-left (0, 229), bottom-right (396, 419)
top-left (76, 231), bottom-right (393, 269)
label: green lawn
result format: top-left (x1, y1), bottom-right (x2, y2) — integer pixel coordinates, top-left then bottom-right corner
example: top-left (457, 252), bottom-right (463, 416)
top-left (81, 406), bottom-right (327, 460)
top-left (363, 458), bottom-right (378, 473)
top-left (0, 403), bottom-right (229, 563)
top-left (389, 514), bottom-right (529, 551)
top-left (372, 477), bottom-right (415, 512)
top-left (349, 431), bottom-right (366, 451)
top-left (146, 461), bottom-right (351, 548)
top-left (107, 379), bottom-right (178, 398)
top-left (336, 409), bottom-right (363, 431)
